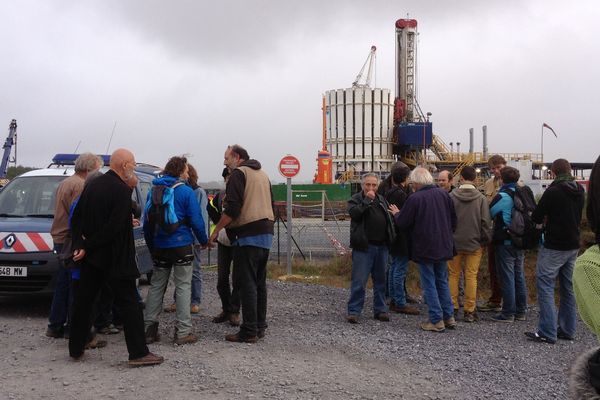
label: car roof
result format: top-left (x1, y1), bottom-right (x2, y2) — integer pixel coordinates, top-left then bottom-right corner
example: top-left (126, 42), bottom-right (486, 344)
top-left (17, 167), bottom-right (158, 180)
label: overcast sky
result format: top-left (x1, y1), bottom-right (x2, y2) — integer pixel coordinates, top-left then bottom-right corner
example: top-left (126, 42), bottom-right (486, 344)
top-left (1, 0), bottom-right (599, 182)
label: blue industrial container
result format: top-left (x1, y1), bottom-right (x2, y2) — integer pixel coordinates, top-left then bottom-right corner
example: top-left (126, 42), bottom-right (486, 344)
top-left (396, 122), bottom-right (432, 147)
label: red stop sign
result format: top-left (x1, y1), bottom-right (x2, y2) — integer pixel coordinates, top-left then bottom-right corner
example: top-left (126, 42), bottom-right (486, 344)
top-left (279, 155), bottom-right (301, 178)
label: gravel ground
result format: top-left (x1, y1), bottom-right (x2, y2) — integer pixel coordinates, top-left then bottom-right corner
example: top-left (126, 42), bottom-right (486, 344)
top-left (0, 270), bottom-right (596, 399)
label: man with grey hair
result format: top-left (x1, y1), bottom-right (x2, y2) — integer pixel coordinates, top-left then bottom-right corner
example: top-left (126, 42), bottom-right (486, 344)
top-left (390, 167), bottom-right (456, 332)
top-left (346, 173), bottom-right (396, 323)
top-left (46, 152), bottom-right (103, 339)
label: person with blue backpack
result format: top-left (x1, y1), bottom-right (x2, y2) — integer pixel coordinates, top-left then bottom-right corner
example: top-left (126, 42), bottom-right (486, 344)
top-left (143, 156), bottom-right (208, 346)
top-left (489, 166), bottom-right (528, 323)
top-left (162, 164), bottom-right (209, 315)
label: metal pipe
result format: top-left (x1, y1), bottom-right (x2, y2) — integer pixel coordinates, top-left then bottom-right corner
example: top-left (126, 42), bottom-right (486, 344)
top-left (469, 128), bottom-right (474, 154)
top-left (482, 125), bottom-right (488, 160)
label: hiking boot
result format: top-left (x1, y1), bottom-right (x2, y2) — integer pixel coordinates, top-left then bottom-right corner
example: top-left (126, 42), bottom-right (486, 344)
top-left (421, 320), bottom-right (445, 332)
top-left (478, 301), bottom-right (502, 312)
top-left (228, 313), bottom-right (241, 327)
top-left (346, 315), bottom-right (359, 324)
top-left (515, 313), bottom-right (527, 321)
top-left (491, 314), bottom-right (514, 323)
top-left (557, 328), bottom-right (574, 341)
top-left (128, 352), bottom-right (164, 367)
top-left (145, 322), bottom-right (160, 344)
top-left (525, 331), bottom-right (556, 344)
top-left (164, 303), bottom-right (176, 313)
top-left (374, 312), bottom-right (390, 322)
top-left (225, 332), bottom-right (258, 343)
top-left (45, 327), bottom-right (63, 338)
top-left (174, 333), bottom-right (198, 345)
top-left (212, 312), bottom-right (228, 324)
top-left (85, 337), bottom-right (108, 349)
top-left (390, 303), bottom-right (420, 315)
top-left (444, 316), bottom-right (457, 330)
top-left (98, 324), bottom-right (120, 335)
top-left (406, 293), bottom-right (419, 304)
top-left (463, 311), bottom-right (479, 323)
top-left (190, 304), bottom-right (200, 314)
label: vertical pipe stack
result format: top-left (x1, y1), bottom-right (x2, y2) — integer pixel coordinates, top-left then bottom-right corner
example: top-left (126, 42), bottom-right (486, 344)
top-left (482, 125), bottom-right (488, 160)
top-left (469, 128), bottom-right (474, 154)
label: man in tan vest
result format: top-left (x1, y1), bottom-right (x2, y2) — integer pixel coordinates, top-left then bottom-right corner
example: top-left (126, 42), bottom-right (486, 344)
top-left (210, 145), bottom-right (274, 343)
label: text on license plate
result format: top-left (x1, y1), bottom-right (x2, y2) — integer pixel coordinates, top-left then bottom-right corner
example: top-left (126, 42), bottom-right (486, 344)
top-left (0, 266), bottom-right (28, 277)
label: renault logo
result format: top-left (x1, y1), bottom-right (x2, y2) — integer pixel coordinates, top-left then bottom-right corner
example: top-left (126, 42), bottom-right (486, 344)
top-left (4, 234), bottom-right (16, 248)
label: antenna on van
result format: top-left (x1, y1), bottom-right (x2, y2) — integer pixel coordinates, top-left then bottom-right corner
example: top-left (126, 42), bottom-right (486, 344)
top-left (105, 121), bottom-right (117, 154)
top-left (73, 140), bottom-right (82, 153)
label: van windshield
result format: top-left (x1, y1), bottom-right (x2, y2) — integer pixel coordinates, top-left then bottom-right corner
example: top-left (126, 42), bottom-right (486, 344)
top-left (0, 176), bottom-right (66, 217)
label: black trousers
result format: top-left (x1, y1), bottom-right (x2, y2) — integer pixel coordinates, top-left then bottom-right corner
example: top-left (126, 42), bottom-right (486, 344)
top-left (233, 245), bottom-right (269, 337)
top-left (69, 263), bottom-right (148, 360)
top-left (217, 243), bottom-right (240, 314)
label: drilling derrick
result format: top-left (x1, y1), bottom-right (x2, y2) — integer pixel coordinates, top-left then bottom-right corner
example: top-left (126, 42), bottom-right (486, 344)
top-left (393, 19), bottom-right (434, 167)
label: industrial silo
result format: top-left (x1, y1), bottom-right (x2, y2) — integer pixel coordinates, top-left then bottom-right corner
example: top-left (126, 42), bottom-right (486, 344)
top-left (324, 87), bottom-right (395, 179)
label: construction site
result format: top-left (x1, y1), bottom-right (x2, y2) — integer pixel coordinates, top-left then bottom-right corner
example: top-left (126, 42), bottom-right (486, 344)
top-left (309, 18), bottom-right (575, 189)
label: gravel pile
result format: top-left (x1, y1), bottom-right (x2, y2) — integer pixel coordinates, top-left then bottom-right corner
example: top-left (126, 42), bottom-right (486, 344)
top-left (0, 270), bottom-right (596, 399)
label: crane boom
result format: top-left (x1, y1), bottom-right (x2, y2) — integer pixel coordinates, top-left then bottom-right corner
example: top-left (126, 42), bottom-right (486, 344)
top-left (352, 46), bottom-right (377, 89)
top-left (0, 119), bottom-right (17, 179)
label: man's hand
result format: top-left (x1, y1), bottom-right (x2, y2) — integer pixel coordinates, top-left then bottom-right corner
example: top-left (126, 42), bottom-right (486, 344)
top-left (388, 204), bottom-right (400, 216)
top-left (132, 218), bottom-right (140, 227)
top-left (366, 190), bottom-right (376, 200)
top-left (73, 249), bottom-right (86, 262)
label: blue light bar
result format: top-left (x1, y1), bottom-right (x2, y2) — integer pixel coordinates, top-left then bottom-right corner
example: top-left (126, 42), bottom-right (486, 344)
top-left (51, 154), bottom-right (111, 166)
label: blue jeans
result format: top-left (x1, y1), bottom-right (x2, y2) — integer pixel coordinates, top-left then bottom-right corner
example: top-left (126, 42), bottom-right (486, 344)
top-left (48, 244), bottom-right (72, 333)
top-left (495, 244), bottom-right (527, 317)
top-left (347, 244), bottom-right (388, 316)
top-left (536, 246), bottom-right (578, 341)
top-left (389, 254), bottom-right (409, 307)
top-left (418, 261), bottom-right (454, 324)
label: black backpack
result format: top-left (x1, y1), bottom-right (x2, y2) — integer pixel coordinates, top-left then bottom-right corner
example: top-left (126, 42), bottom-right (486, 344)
top-left (502, 186), bottom-right (542, 249)
top-left (146, 181), bottom-right (186, 236)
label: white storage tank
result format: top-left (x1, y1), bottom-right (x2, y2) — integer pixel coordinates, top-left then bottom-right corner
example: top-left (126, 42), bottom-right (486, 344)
top-left (324, 87), bottom-right (395, 178)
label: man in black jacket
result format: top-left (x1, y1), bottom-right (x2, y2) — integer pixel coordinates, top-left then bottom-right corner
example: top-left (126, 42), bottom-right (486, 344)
top-left (378, 163), bottom-right (419, 316)
top-left (347, 173), bottom-right (395, 323)
top-left (69, 148), bottom-right (163, 366)
top-left (525, 159), bottom-right (585, 344)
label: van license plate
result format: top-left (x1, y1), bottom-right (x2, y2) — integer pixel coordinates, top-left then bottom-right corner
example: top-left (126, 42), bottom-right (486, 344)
top-left (0, 266), bottom-right (28, 277)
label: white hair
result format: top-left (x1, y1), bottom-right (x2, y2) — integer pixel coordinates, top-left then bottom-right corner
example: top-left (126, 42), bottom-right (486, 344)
top-left (410, 167), bottom-right (434, 185)
top-left (361, 172), bottom-right (379, 183)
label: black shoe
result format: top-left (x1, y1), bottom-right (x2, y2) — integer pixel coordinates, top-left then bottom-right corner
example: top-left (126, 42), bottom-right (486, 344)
top-left (374, 313), bottom-right (390, 322)
top-left (212, 312), bottom-right (228, 324)
top-left (525, 331), bottom-right (556, 344)
top-left (557, 328), bottom-right (574, 341)
top-left (145, 322), bottom-right (160, 344)
top-left (45, 327), bottom-right (63, 338)
top-left (257, 329), bottom-right (266, 339)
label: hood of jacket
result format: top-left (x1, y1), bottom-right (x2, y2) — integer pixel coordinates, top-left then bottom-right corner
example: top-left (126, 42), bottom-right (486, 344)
top-left (239, 159), bottom-right (262, 170)
top-left (152, 175), bottom-right (179, 186)
top-left (451, 184), bottom-right (482, 203)
top-left (552, 179), bottom-right (585, 200)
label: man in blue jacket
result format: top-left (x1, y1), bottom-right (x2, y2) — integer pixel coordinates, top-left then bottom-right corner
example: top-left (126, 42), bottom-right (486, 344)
top-left (143, 156), bottom-right (208, 346)
top-left (389, 167), bottom-right (457, 332)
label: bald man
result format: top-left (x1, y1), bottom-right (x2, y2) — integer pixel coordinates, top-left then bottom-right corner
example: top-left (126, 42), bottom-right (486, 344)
top-left (69, 149), bottom-right (163, 366)
top-left (437, 170), bottom-right (455, 193)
